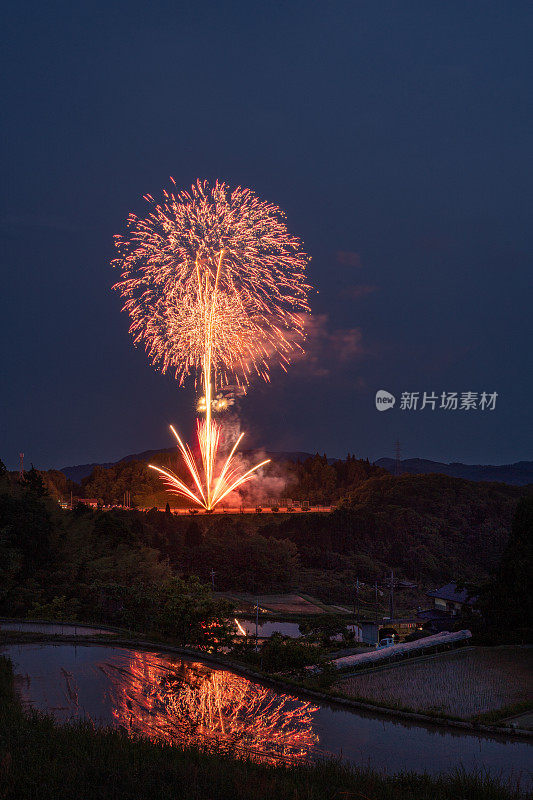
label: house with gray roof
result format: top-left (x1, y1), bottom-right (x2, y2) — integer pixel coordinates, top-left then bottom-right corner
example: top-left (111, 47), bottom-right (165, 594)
top-left (426, 582), bottom-right (476, 615)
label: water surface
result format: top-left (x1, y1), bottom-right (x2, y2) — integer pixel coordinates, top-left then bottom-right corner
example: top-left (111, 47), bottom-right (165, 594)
top-left (0, 621), bottom-right (114, 636)
top-left (3, 643), bottom-right (531, 789)
top-left (236, 620), bottom-right (302, 638)
top-left (235, 620), bottom-right (360, 640)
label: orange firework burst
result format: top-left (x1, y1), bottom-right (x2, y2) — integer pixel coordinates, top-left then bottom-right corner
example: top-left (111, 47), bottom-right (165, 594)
top-left (112, 179), bottom-right (311, 510)
top-left (113, 179), bottom-right (310, 388)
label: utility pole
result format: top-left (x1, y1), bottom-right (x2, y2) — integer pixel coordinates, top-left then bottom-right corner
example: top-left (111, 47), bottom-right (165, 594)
top-left (210, 569), bottom-right (216, 591)
top-left (389, 570), bottom-right (395, 619)
top-left (354, 577), bottom-right (359, 619)
top-left (19, 453), bottom-right (24, 479)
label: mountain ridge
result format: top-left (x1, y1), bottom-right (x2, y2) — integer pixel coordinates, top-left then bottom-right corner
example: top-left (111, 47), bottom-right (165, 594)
top-left (375, 458), bottom-right (533, 486)
top-left (59, 451), bottom-right (533, 486)
top-left (60, 449), bottom-right (317, 482)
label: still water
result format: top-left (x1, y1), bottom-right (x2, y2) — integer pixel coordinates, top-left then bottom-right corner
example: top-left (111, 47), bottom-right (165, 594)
top-left (0, 620), bottom-right (114, 636)
top-left (236, 620), bottom-right (302, 638)
top-left (235, 620), bottom-right (360, 640)
top-left (2, 643), bottom-right (531, 789)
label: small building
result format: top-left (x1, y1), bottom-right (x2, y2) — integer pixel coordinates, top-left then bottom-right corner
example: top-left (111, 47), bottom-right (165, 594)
top-left (360, 618), bottom-right (423, 645)
top-left (416, 607), bottom-right (454, 634)
top-left (426, 582), bottom-right (476, 616)
top-left (73, 497), bottom-right (99, 509)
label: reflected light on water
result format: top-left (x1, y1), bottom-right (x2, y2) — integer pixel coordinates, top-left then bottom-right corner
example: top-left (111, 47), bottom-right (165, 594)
top-left (98, 651), bottom-right (319, 762)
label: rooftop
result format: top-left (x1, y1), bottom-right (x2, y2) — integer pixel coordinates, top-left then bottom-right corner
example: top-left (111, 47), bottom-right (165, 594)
top-left (426, 582), bottom-right (476, 604)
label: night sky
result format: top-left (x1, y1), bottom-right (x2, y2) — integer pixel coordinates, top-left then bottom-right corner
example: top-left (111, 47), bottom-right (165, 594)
top-left (2, 1), bottom-right (532, 471)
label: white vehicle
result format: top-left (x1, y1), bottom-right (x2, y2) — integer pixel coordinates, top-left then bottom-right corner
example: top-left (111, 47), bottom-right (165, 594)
top-left (377, 636), bottom-right (395, 648)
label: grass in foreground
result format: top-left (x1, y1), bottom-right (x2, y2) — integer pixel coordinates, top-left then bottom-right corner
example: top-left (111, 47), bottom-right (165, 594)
top-left (0, 656), bottom-right (526, 800)
top-left (336, 646), bottom-right (533, 720)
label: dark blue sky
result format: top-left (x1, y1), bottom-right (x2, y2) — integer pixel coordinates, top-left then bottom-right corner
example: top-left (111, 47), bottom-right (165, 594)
top-left (2, 1), bottom-right (532, 471)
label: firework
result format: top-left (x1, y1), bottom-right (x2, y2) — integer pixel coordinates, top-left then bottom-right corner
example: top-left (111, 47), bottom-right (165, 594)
top-left (149, 422), bottom-right (271, 509)
top-left (196, 393), bottom-right (234, 414)
top-left (113, 179), bottom-right (310, 389)
top-left (113, 179), bottom-right (310, 509)
top-left (102, 652), bottom-right (319, 762)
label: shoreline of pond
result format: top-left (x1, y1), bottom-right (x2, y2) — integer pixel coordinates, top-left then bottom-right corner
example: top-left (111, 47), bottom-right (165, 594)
top-left (2, 631), bottom-right (531, 744)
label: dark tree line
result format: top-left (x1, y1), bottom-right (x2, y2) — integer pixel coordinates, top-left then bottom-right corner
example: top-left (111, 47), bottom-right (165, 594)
top-left (471, 493), bottom-right (533, 642)
top-left (285, 453), bottom-right (386, 503)
top-left (0, 463), bottom-right (233, 647)
top-left (259, 473), bottom-right (524, 586)
top-left (33, 453), bottom-right (388, 508)
top-left (0, 458), bottom-right (528, 627)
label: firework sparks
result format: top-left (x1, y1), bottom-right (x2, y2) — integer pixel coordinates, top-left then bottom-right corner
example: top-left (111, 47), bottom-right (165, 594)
top-left (113, 179), bottom-right (310, 389)
top-left (102, 652), bottom-right (319, 762)
top-left (113, 179), bottom-right (310, 509)
top-left (197, 392), bottom-right (234, 414)
top-left (149, 422), bottom-right (271, 509)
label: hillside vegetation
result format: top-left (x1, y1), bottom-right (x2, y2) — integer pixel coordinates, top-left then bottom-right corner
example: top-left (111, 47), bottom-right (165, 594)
top-left (259, 474), bottom-right (524, 585)
top-left (41, 452), bottom-right (386, 508)
top-left (0, 456), bottom-right (527, 616)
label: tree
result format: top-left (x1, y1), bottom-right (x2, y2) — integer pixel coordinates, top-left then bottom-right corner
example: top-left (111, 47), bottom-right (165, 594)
top-left (477, 493), bottom-right (533, 640)
top-left (153, 576), bottom-right (234, 651)
top-left (498, 493), bottom-right (533, 620)
top-left (184, 521), bottom-right (203, 550)
top-left (259, 633), bottom-right (318, 671)
top-left (201, 524), bottom-right (299, 592)
top-left (21, 466), bottom-right (47, 497)
top-left (0, 485), bottom-right (52, 572)
top-left (299, 615), bottom-right (349, 647)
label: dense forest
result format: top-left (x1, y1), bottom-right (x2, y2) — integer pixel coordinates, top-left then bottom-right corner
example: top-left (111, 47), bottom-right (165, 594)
top-left (0, 463), bottom-right (234, 647)
top-left (261, 474), bottom-right (524, 584)
top-left (39, 453), bottom-right (387, 508)
top-left (0, 457), bottom-right (528, 620)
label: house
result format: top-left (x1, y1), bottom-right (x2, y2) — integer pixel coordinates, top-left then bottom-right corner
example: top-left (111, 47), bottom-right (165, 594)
top-left (73, 497), bottom-right (99, 509)
top-left (360, 618), bottom-right (423, 645)
top-left (426, 582), bottom-right (476, 616)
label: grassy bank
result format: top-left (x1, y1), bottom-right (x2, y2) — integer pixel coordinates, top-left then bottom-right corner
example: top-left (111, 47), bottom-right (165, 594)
top-left (0, 656), bottom-right (527, 800)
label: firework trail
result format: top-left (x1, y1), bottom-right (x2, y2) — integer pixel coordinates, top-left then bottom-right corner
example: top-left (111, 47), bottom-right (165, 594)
top-left (113, 179), bottom-right (311, 509)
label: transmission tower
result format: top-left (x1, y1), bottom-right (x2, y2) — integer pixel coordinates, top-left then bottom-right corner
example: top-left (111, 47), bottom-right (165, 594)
top-left (394, 439), bottom-right (401, 476)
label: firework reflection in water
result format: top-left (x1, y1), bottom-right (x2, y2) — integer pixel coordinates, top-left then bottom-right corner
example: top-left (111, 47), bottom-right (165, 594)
top-left (100, 651), bottom-right (319, 762)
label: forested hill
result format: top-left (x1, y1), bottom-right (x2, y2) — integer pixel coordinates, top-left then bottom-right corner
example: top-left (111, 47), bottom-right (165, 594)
top-left (260, 474), bottom-right (527, 584)
top-left (60, 450), bottom-right (321, 483)
top-left (45, 453), bottom-right (385, 507)
top-left (0, 461), bottom-right (529, 612)
top-left (60, 450), bottom-right (533, 486)
top-left (376, 458), bottom-right (533, 486)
